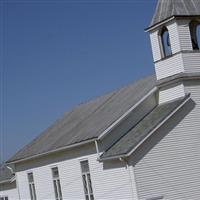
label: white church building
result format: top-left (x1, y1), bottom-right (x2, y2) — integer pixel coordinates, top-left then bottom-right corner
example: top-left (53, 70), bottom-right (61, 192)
top-left (1, 0), bottom-right (200, 199)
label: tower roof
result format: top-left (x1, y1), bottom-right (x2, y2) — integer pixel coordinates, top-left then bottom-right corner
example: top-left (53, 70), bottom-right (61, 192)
top-left (150, 0), bottom-right (200, 28)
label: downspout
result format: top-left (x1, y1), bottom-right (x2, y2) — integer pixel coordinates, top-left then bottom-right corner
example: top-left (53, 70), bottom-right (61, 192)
top-left (119, 157), bottom-right (139, 200)
top-left (131, 165), bottom-right (139, 200)
top-left (7, 165), bottom-right (21, 200)
top-left (94, 140), bottom-right (100, 159)
top-left (6, 166), bottom-right (14, 174)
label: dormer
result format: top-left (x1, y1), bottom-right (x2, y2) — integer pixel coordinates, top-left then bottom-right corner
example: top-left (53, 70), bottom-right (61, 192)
top-left (146, 0), bottom-right (200, 81)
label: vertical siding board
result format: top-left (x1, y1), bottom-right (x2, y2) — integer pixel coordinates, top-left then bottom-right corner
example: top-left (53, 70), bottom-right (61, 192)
top-left (134, 81), bottom-right (200, 200)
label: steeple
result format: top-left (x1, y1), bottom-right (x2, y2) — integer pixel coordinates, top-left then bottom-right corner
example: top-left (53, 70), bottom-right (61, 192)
top-left (147, 0), bottom-right (200, 103)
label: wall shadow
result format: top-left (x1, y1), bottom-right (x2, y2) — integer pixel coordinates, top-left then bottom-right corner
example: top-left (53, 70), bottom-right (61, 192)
top-left (129, 99), bottom-right (195, 166)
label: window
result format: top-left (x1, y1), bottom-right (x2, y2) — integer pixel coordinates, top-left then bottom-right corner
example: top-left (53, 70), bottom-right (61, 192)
top-left (27, 172), bottom-right (37, 200)
top-left (80, 160), bottom-right (94, 200)
top-left (0, 197), bottom-right (8, 200)
top-left (52, 167), bottom-right (63, 200)
top-left (160, 27), bottom-right (172, 58)
top-left (190, 21), bottom-right (200, 50)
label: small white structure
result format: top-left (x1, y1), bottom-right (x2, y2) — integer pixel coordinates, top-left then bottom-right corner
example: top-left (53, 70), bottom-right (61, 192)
top-left (1, 0), bottom-right (200, 199)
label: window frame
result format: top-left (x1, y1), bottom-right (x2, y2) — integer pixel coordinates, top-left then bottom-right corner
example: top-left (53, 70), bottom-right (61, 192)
top-left (51, 167), bottom-right (63, 200)
top-left (80, 160), bottom-right (94, 200)
top-left (190, 20), bottom-right (200, 50)
top-left (27, 172), bottom-right (37, 200)
top-left (0, 196), bottom-right (8, 200)
top-left (159, 26), bottom-right (172, 58)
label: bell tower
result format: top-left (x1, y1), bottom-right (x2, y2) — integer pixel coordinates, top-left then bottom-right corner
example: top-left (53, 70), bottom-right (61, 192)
top-left (146, 0), bottom-right (200, 103)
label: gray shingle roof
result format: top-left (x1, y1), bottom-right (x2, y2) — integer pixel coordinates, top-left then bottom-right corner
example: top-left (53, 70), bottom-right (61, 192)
top-left (0, 165), bottom-right (13, 183)
top-left (8, 75), bottom-right (156, 163)
top-left (100, 95), bottom-right (189, 160)
top-left (150, 0), bottom-right (200, 27)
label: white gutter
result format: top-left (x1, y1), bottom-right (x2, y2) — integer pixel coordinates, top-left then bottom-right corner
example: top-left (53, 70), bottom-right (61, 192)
top-left (10, 175), bottom-right (16, 183)
top-left (94, 140), bottom-right (100, 158)
top-left (98, 87), bottom-right (157, 140)
top-left (0, 179), bottom-right (12, 184)
top-left (7, 138), bottom-right (96, 164)
top-left (7, 165), bottom-right (14, 174)
top-left (99, 95), bottom-right (191, 161)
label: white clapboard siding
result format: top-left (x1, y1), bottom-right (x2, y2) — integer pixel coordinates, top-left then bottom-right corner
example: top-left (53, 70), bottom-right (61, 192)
top-left (168, 21), bottom-right (181, 54)
top-left (150, 30), bottom-right (162, 62)
top-left (134, 80), bottom-right (200, 200)
top-left (58, 156), bottom-right (86, 200)
top-left (177, 20), bottom-right (193, 51)
top-left (16, 144), bottom-right (135, 200)
top-left (33, 166), bottom-right (55, 199)
top-left (89, 155), bottom-right (134, 200)
top-left (155, 53), bottom-right (184, 80)
top-left (17, 156), bottom-right (85, 200)
top-left (0, 183), bottom-right (18, 200)
top-left (183, 52), bottom-right (200, 73)
top-left (17, 171), bottom-right (33, 200)
top-left (155, 51), bottom-right (200, 80)
top-left (149, 20), bottom-right (183, 63)
top-left (150, 19), bottom-right (197, 81)
top-left (159, 83), bottom-right (185, 104)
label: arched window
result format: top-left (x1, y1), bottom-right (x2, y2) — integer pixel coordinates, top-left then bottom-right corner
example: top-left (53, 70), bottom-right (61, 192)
top-left (190, 21), bottom-right (200, 50)
top-left (160, 27), bottom-right (172, 58)
top-left (197, 24), bottom-right (200, 49)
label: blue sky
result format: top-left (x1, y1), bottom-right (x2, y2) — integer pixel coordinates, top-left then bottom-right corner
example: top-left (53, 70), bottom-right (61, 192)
top-left (1, 0), bottom-right (157, 161)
